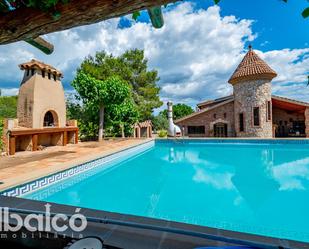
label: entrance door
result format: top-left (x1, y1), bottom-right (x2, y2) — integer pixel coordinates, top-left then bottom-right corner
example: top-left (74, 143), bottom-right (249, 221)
top-left (214, 123), bottom-right (228, 137)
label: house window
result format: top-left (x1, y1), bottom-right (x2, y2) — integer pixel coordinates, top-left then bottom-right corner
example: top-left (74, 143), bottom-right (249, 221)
top-left (213, 113), bottom-right (216, 119)
top-left (267, 101), bottom-right (271, 121)
top-left (224, 113), bottom-right (227, 118)
top-left (48, 73), bottom-right (51, 80)
top-left (188, 126), bottom-right (205, 134)
top-left (253, 107), bottom-right (260, 126)
top-left (53, 74), bottom-right (57, 81)
top-left (42, 70), bottom-right (45, 78)
top-left (239, 113), bottom-right (244, 132)
top-left (31, 69), bottom-right (35, 75)
top-left (26, 69), bottom-right (29, 76)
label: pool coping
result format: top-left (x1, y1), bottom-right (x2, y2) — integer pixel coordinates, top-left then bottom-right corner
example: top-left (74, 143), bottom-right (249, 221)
top-left (0, 139), bottom-right (154, 194)
top-left (0, 196), bottom-right (308, 249)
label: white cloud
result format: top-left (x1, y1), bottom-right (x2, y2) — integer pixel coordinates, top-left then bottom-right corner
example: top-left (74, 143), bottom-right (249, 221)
top-left (272, 157), bottom-right (309, 191)
top-left (1, 88), bottom-right (19, 96)
top-left (193, 168), bottom-right (235, 190)
top-left (0, 2), bottom-right (308, 107)
top-left (259, 48), bottom-right (309, 84)
top-left (0, 46), bottom-right (34, 85)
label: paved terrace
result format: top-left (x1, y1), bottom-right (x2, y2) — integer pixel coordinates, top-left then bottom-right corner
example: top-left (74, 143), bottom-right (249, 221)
top-left (0, 138), bottom-right (151, 192)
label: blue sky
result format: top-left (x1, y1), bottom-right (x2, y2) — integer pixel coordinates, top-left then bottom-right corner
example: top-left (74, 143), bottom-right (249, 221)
top-left (0, 0), bottom-right (308, 107)
top-left (198, 0), bottom-right (309, 50)
top-left (133, 0), bottom-right (309, 50)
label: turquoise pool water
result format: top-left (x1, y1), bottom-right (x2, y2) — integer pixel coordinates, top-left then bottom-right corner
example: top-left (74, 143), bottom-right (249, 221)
top-left (24, 140), bottom-right (309, 242)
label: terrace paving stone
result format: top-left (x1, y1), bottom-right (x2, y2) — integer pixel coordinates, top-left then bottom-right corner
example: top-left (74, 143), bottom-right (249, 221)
top-left (0, 138), bottom-right (152, 191)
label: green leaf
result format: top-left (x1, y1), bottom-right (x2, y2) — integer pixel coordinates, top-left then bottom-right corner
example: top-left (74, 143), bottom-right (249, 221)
top-left (302, 7), bottom-right (309, 18)
top-left (282, 0), bottom-right (288, 3)
top-left (132, 11), bottom-right (140, 21)
top-left (214, 0), bottom-right (220, 4)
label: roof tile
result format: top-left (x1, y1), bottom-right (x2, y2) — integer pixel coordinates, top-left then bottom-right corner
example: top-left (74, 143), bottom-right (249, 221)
top-left (228, 47), bottom-right (277, 84)
top-left (19, 59), bottom-right (63, 77)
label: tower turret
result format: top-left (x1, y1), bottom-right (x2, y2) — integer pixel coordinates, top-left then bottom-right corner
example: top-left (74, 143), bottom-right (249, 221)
top-left (228, 45), bottom-right (277, 137)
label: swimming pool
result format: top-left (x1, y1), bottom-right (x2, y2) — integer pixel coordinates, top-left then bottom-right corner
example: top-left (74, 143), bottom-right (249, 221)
top-left (9, 140), bottom-right (309, 243)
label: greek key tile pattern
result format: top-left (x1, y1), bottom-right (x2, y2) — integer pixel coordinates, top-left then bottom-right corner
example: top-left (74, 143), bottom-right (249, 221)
top-left (1, 141), bottom-right (155, 197)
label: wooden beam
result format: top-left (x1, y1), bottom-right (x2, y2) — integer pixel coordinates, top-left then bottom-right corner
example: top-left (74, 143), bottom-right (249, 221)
top-left (63, 131), bottom-right (68, 146)
top-left (10, 127), bottom-right (78, 136)
top-left (32, 134), bottom-right (38, 151)
top-left (147, 6), bottom-right (164, 29)
top-left (0, 0), bottom-right (176, 44)
top-left (9, 136), bottom-right (16, 156)
top-left (25, 37), bottom-right (54, 55)
top-left (75, 130), bottom-right (79, 144)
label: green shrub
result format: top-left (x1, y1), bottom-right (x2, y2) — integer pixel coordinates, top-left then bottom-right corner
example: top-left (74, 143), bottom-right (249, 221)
top-left (0, 96), bottom-right (17, 118)
top-left (0, 95), bottom-right (17, 152)
top-left (158, 130), bottom-right (167, 138)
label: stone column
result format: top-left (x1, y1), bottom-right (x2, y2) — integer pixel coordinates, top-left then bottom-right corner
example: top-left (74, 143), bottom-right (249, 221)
top-left (305, 107), bottom-right (309, 138)
top-left (2, 119), bottom-right (9, 155)
top-left (3, 118), bottom-right (18, 155)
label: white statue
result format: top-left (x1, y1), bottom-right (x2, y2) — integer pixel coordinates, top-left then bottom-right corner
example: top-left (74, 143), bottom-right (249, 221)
top-left (167, 101), bottom-right (182, 137)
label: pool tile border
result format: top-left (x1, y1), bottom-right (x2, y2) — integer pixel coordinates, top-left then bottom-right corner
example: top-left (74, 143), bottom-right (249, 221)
top-left (0, 140), bottom-right (155, 197)
top-left (156, 138), bottom-right (309, 144)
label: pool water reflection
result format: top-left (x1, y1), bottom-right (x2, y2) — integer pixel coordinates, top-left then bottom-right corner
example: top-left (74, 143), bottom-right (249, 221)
top-left (24, 141), bottom-right (309, 243)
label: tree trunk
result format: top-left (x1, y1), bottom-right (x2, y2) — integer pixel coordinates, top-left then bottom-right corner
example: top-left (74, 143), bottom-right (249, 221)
top-left (98, 105), bottom-right (104, 142)
top-left (121, 123), bottom-right (125, 138)
top-left (0, 0), bottom-right (175, 44)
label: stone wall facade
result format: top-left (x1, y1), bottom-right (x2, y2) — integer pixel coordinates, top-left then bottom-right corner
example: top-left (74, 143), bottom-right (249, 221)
top-left (305, 107), bottom-right (309, 138)
top-left (233, 79), bottom-right (273, 138)
top-left (177, 101), bottom-right (235, 137)
top-left (17, 76), bottom-right (35, 128)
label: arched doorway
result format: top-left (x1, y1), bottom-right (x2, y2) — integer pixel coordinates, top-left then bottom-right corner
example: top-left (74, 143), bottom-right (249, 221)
top-left (43, 111), bottom-right (58, 127)
top-left (214, 122), bottom-right (228, 137)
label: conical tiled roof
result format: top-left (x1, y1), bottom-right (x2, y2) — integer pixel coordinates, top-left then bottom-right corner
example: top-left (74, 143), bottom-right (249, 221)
top-left (228, 46), bottom-right (277, 84)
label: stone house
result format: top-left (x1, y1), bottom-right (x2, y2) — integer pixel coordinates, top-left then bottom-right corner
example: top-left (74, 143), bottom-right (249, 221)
top-left (3, 59), bottom-right (79, 155)
top-left (176, 46), bottom-right (309, 138)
